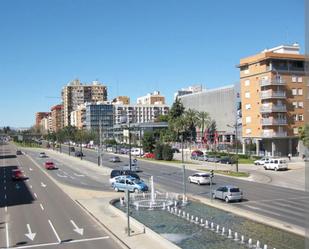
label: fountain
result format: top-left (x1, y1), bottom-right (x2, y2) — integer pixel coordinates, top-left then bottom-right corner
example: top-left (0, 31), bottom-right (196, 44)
top-left (132, 176), bottom-right (177, 210)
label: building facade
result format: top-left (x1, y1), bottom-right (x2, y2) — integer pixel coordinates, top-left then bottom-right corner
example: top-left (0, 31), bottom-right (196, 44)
top-left (238, 43), bottom-right (308, 156)
top-left (51, 105), bottom-right (63, 132)
top-left (112, 96), bottom-right (130, 105)
top-left (62, 79), bottom-right (107, 127)
top-left (70, 104), bottom-right (86, 129)
top-left (85, 102), bottom-right (114, 134)
top-left (137, 91), bottom-right (165, 105)
top-left (35, 112), bottom-right (50, 129)
top-left (174, 85), bottom-right (203, 100)
top-left (178, 84), bottom-right (241, 145)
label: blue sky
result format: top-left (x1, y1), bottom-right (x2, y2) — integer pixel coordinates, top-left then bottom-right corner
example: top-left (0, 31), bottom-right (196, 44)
top-left (0, 0), bottom-right (304, 127)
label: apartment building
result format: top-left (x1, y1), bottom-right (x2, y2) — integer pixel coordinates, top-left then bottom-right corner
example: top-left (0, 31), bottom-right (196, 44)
top-left (112, 96), bottom-right (130, 105)
top-left (70, 104), bottom-right (86, 129)
top-left (51, 104), bottom-right (63, 132)
top-left (62, 79), bottom-right (107, 127)
top-left (35, 112), bottom-right (50, 129)
top-left (137, 91), bottom-right (165, 105)
top-left (238, 43), bottom-right (308, 156)
top-left (39, 115), bottom-right (52, 134)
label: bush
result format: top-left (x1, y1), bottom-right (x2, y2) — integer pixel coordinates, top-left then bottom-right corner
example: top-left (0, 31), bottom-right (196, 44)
top-left (154, 143), bottom-right (164, 160)
top-left (162, 144), bottom-right (173, 161)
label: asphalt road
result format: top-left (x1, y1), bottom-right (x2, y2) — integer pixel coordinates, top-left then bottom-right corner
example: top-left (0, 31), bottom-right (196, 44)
top-left (0, 143), bottom-right (122, 249)
top-left (54, 145), bottom-right (309, 230)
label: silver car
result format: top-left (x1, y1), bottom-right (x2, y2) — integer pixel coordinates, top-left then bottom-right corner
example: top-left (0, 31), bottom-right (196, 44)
top-left (212, 185), bottom-right (243, 203)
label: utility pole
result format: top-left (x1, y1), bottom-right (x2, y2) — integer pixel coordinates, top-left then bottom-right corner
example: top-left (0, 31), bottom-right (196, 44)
top-left (181, 135), bottom-right (186, 201)
top-left (235, 120), bottom-right (239, 173)
top-left (128, 121), bottom-right (132, 171)
top-left (126, 189), bottom-right (131, 236)
top-left (99, 119), bottom-right (103, 166)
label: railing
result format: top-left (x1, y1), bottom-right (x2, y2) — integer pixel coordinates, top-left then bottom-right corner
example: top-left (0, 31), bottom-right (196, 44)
top-left (260, 78), bottom-right (285, 87)
top-left (260, 105), bottom-right (287, 113)
top-left (261, 118), bottom-right (287, 126)
top-left (260, 90), bottom-right (286, 99)
top-left (261, 131), bottom-right (287, 138)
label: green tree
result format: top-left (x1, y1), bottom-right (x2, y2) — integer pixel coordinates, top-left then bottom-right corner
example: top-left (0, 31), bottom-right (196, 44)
top-left (162, 144), bottom-right (173, 161)
top-left (142, 131), bottom-right (156, 152)
top-left (154, 142), bottom-right (164, 160)
top-left (197, 111), bottom-right (211, 140)
top-left (155, 114), bottom-right (169, 122)
top-left (168, 98), bottom-right (185, 120)
top-left (300, 125), bottom-right (309, 148)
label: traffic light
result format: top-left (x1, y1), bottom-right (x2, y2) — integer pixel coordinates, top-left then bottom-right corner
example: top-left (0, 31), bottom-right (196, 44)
top-left (210, 170), bottom-right (214, 178)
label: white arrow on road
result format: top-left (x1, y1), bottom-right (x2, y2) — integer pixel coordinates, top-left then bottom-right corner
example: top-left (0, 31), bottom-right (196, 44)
top-left (25, 224), bottom-right (36, 241)
top-left (56, 173), bottom-right (67, 178)
top-left (70, 220), bottom-right (84, 235)
top-left (73, 173), bottom-right (85, 177)
top-left (41, 182), bottom-right (47, 188)
top-left (29, 168), bottom-right (33, 171)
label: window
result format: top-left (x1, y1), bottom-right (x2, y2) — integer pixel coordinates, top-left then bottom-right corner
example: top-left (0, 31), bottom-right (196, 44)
top-left (245, 92), bottom-right (250, 98)
top-left (292, 102), bottom-right (298, 108)
top-left (293, 128), bottom-right (299, 135)
top-left (244, 79), bottom-right (250, 86)
top-left (245, 116), bottom-right (251, 123)
top-left (292, 88), bottom-right (297, 95)
top-left (298, 77), bottom-right (303, 83)
top-left (292, 75), bottom-right (297, 82)
top-left (245, 104), bottom-right (251, 110)
top-left (293, 114), bottom-right (297, 121)
top-left (298, 102), bottom-right (304, 108)
top-left (245, 128), bottom-right (252, 134)
top-left (298, 114), bottom-right (304, 121)
top-left (298, 89), bottom-right (303, 95)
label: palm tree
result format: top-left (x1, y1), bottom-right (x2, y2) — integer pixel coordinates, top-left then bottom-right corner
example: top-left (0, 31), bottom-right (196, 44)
top-left (197, 111), bottom-right (211, 141)
top-left (183, 109), bottom-right (199, 142)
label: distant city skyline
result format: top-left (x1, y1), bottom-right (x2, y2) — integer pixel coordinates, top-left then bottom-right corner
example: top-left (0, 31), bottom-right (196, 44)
top-left (0, 0), bottom-right (304, 127)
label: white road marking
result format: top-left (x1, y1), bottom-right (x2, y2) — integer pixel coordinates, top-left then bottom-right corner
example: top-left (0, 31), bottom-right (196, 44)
top-left (243, 204), bottom-right (284, 217)
top-left (6, 223), bottom-right (9, 248)
top-left (4, 179), bottom-right (6, 183)
top-left (25, 224), bottom-right (36, 241)
top-left (5, 206), bottom-right (7, 212)
top-left (66, 236), bottom-right (109, 244)
top-left (40, 203), bottom-right (44, 210)
top-left (4, 186), bottom-right (6, 190)
top-left (34, 193), bottom-right (38, 199)
top-left (29, 168), bottom-right (33, 171)
top-left (4, 194), bottom-right (7, 199)
top-left (41, 182), bottom-right (47, 188)
top-left (48, 219), bottom-right (61, 243)
top-left (30, 185), bottom-right (33, 189)
top-left (73, 173), bottom-right (85, 177)
top-left (70, 220), bottom-right (84, 235)
top-left (56, 173), bottom-right (68, 178)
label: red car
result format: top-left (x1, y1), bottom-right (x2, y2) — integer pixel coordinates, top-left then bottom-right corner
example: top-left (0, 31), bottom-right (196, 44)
top-left (12, 169), bottom-right (24, 180)
top-left (45, 161), bottom-right (56, 170)
top-left (143, 152), bottom-right (155, 159)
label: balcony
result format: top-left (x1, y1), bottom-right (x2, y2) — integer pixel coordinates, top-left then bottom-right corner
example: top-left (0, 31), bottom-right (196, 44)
top-left (261, 130), bottom-right (287, 138)
top-left (260, 78), bottom-right (285, 87)
top-left (261, 118), bottom-right (287, 126)
top-left (260, 90), bottom-right (286, 99)
top-left (260, 105), bottom-right (287, 113)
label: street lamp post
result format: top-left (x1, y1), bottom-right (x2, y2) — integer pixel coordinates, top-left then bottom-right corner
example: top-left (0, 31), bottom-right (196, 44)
top-left (181, 134), bottom-right (187, 201)
top-left (120, 116), bottom-right (132, 171)
top-left (227, 123), bottom-right (239, 172)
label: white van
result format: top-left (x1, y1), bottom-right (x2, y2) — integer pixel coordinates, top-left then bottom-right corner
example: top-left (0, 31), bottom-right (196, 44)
top-left (264, 158), bottom-right (288, 171)
top-left (131, 148), bottom-right (144, 156)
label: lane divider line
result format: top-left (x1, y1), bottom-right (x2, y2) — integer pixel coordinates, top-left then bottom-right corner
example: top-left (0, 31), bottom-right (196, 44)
top-left (4, 194), bottom-right (7, 199)
top-left (33, 193), bottom-right (38, 199)
top-left (6, 222), bottom-right (9, 248)
top-left (5, 206), bottom-right (7, 212)
top-left (40, 203), bottom-right (44, 211)
top-left (48, 219), bottom-right (61, 243)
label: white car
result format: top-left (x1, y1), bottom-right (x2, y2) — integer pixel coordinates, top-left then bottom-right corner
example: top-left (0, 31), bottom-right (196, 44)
top-left (188, 172), bottom-right (211, 185)
top-left (254, 157), bottom-right (270, 165)
top-left (264, 158), bottom-right (288, 171)
top-left (39, 152), bottom-right (47, 158)
top-left (131, 148), bottom-right (144, 156)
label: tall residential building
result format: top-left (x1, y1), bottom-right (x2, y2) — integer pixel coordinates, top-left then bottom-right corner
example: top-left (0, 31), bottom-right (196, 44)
top-left (51, 104), bottom-right (63, 132)
top-left (35, 112), bottom-right (50, 129)
top-left (70, 104), bottom-right (86, 129)
top-left (62, 79), bottom-right (107, 127)
top-left (178, 84), bottom-right (241, 144)
top-left (238, 43), bottom-right (308, 156)
top-left (137, 91), bottom-right (165, 105)
top-left (112, 96), bottom-right (130, 105)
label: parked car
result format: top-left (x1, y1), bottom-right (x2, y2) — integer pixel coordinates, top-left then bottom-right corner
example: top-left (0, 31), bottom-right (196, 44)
top-left (109, 156), bottom-right (121, 163)
top-left (264, 158), bottom-right (288, 171)
top-left (45, 161), bottom-right (56, 170)
top-left (110, 169), bottom-right (140, 181)
top-left (12, 169), bottom-right (25, 180)
top-left (131, 148), bottom-right (144, 156)
top-left (207, 156), bottom-right (221, 163)
top-left (219, 157), bottom-right (236, 164)
top-left (119, 148), bottom-right (129, 154)
top-left (212, 185), bottom-right (243, 203)
top-left (254, 157), bottom-right (270, 165)
top-left (75, 151), bottom-right (84, 157)
top-left (39, 152), bottom-right (47, 158)
top-left (16, 150), bottom-right (22, 155)
top-left (188, 172), bottom-right (211, 185)
top-left (112, 176), bottom-right (148, 193)
top-left (143, 152), bottom-right (155, 159)
top-left (191, 150), bottom-right (204, 157)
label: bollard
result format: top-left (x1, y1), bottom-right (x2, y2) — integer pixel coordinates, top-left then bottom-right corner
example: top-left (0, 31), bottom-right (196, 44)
top-left (228, 229), bottom-right (232, 239)
top-left (205, 220), bottom-right (209, 228)
top-left (200, 218), bottom-right (204, 226)
top-left (263, 245), bottom-right (268, 249)
top-left (234, 232), bottom-right (239, 241)
top-left (256, 240), bottom-right (261, 249)
top-left (178, 210), bottom-right (182, 216)
top-left (187, 213), bottom-right (190, 220)
top-left (182, 211), bottom-right (186, 218)
top-left (162, 202), bottom-right (166, 210)
top-left (216, 225), bottom-right (220, 233)
top-left (136, 203), bottom-right (139, 211)
top-left (191, 215), bottom-right (194, 222)
top-left (241, 235), bottom-right (245, 244)
top-left (221, 227), bottom-right (225, 236)
top-left (195, 217), bottom-right (199, 224)
top-left (210, 222), bottom-right (214, 231)
top-left (248, 238), bottom-right (252, 247)
top-left (143, 192), bottom-right (145, 199)
top-left (174, 200), bottom-right (177, 208)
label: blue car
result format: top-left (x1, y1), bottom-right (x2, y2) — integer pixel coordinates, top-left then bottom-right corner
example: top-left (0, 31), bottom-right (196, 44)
top-left (112, 176), bottom-right (148, 193)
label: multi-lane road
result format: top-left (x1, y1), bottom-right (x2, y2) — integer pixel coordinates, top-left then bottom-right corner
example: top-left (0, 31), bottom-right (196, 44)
top-left (0, 143), bottom-right (122, 249)
top-left (56, 145), bottom-right (309, 230)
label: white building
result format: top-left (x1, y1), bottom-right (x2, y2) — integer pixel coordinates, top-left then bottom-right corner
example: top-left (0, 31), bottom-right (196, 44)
top-left (137, 91), bottom-right (165, 105)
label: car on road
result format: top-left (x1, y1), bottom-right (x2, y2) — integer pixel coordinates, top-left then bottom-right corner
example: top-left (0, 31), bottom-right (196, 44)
top-left (207, 156), bottom-right (221, 163)
top-left (16, 150), bottom-right (22, 155)
top-left (264, 158), bottom-right (288, 171)
top-left (109, 156), bottom-right (121, 163)
top-left (45, 161), bottom-right (56, 170)
top-left (191, 150), bottom-right (204, 159)
top-left (212, 185), bottom-right (243, 203)
top-left (121, 162), bottom-right (140, 172)
top-left (75, 151), bottom-right (84, 157)
top-left (39, 152), bottom-right (47, 158)
top-left (254, 157), bottom-right (270, 165)
top-left (143, 152), bottom-right (155, 159)
top-left (110, 169), bottom-right (140, 182)
top-left (112, 176), bottom-right (148, 193)
top-left (219, 157), bottom-right (236, 164)
top-left (12, 169), bottom-right (25, 180)
top-left (188, 172), bottom-right (211, 185)
top-left (109, 174), bottom-right (140, 185)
